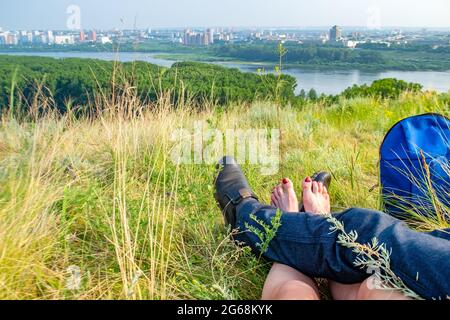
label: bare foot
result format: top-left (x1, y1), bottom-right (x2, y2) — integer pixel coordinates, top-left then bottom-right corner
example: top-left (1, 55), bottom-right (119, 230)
top-left (302, 177), bottom-right (331, 215)
top-left (271, 178), bottom-right (299, 212)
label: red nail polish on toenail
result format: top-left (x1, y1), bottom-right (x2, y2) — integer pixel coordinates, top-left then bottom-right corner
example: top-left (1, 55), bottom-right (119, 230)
top-left (282, 178), bottom-right (289, 184)
top-left (305, 177), bottom-right (311, 183)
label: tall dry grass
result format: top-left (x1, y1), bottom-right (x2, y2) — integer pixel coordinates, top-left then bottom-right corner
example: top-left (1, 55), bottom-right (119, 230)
top-left (0, 86), bottom-right (448, 299)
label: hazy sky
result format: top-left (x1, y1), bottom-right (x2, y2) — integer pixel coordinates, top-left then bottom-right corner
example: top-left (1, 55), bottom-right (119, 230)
top-left (1, 0), bottom-right (449, 30)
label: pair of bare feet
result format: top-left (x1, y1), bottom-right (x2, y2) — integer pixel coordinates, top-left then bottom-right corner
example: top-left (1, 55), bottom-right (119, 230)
top-left (271, 177), bottom-right (331, 215)
top-left (267, 177), bottom-right (411, 300)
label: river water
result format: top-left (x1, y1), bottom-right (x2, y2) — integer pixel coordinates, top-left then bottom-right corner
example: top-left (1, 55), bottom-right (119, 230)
top-left (2, 51), bottom-right (450, 95)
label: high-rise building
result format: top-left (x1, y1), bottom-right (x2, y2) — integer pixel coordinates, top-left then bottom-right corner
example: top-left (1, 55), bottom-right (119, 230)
top-left (89, 30), bottom-right (97, 42)
top-left (47, 30), bottom-right (54, 44)
top-left (183, 29), bottom-right (213, 46)
top-left (183, 29), bottom-right (192, 45)
top-left (202, 33), bottom-right (209, 46)
top-left (79, 31), bottom-right (86, 42)
top-left (195, 33), bottom-right (202, 46)
top-left (18, 31), bottom-right (33, 45)
top-left (329, 25), bottom-right (342, 42)
top-left (6, 34), bottom-right (18, 45)
top-left (34, 32), bottom-right (47, 44)
top-left (207, 28), bottom-right (214, 44)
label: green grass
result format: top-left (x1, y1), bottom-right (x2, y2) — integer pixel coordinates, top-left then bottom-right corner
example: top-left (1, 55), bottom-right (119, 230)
top-left (0, 90), bottom-right (448, 299)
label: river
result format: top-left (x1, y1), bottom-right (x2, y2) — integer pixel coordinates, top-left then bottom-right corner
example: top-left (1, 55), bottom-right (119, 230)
top-left (2, 51), bottom-right (450, 95)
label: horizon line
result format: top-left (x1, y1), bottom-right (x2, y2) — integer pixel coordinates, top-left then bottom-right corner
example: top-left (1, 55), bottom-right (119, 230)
top-left (2, 25), bottom-right (450, 31)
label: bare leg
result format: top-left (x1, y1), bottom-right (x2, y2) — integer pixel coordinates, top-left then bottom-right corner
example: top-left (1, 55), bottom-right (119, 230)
top-left (330, 277), bottom-right (412, 300)
top-left (262, 263), bottom-right (321, 300)
top-left (264, 179), bottom-right (322, 300)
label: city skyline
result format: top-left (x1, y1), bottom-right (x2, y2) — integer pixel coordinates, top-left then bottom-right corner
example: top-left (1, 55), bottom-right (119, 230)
top-left (0, 0), bottom-right (449, 30)
top-left (3, 25), bottom-right (446, 48)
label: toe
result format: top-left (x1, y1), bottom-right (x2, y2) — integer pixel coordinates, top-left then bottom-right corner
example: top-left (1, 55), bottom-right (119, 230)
top-left (271, 194), bottom-right (278, 207)
top-left (275, 186), bottom-right (284, 198)
top-left (318, 182), bottom-right (324, 194)
top-left (271, 193), bottom-right (276, 203)
top-left (282, 178), bottom-right (294, 191)
top-left (271, 188), bottom-right (279, 200)
top-left (312, 181), bottom-right (319, 194)
top-left (271, 194), bottom-right (279, 205)
top-left (302, 177), bottom-right (312, 191)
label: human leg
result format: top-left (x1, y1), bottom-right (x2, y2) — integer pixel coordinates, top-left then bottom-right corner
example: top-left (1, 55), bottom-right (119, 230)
top-left (330, 278), bottom-right (412, 300)
top-left (215, 157), bottom-right (450, 300)
top-left (262, 263), bottom-right (320, 300)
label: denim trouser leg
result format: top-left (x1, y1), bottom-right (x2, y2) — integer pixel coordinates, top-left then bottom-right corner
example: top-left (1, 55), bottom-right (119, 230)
top-left (427, 229), bottom-right (450, 241)
top-left (234, 199), bottom-right (450, 300)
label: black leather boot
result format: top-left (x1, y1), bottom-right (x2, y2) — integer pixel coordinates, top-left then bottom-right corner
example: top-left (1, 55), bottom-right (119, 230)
top-left (214, 156), bottom-right (259, 229)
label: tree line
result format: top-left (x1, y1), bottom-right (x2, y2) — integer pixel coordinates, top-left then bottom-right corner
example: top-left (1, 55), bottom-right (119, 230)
top-left (212, 43), bottom-right (386, 65)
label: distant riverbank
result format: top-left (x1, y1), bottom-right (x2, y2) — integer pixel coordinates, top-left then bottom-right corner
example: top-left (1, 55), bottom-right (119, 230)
top-left (2, 51), bottom-right (450, 95)
top-left (3, 42), bottom-right (450, 73)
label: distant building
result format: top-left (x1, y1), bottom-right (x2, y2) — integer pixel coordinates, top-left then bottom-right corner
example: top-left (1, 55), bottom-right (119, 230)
top-left (35, 33), bottom-right (48, 44)
top-left (196, 33), bottom-right (202, 45)
top-left (183, 29), bottom-right (192, 45)
top-left (6, 34), bottom-right (18, 45)
top-left (207, 28), bottom-right (214, 44)
top-left (19, 31), bottom-right (33, 45)
top-left (329, 25), bottom-right (342, 42)
top-left (100, 36), bottom-right (112, 44)
top-left (47, 30), bottom-right (54, 44)
top-left (319, 32), bottom-right (329, 43)
top-left (89, 30), bottom-right (97, 42)
top-left (344, 40), bottom-right (358, 48)
top-left (54, 35), bottom-right (75, 45)
top-left (79, 31), bottom-right (86, 42)
top-left (182, 29), bottom-right (213, 46)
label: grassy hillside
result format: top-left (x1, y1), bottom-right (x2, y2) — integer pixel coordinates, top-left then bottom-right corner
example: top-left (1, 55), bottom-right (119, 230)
top-left (0, 90), bottom-right (448, 299)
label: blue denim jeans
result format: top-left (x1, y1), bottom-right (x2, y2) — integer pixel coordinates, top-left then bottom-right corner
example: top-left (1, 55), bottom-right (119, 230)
top-left (234, 199), bottom-right (450, 300)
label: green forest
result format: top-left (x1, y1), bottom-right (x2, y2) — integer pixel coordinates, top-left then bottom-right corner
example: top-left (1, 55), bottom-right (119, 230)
top-left (0, 55), bottom-right (296, 113)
